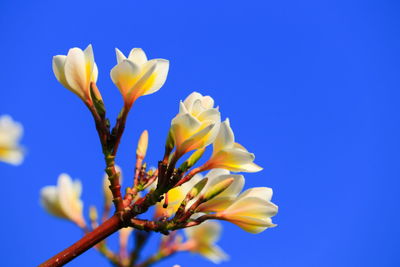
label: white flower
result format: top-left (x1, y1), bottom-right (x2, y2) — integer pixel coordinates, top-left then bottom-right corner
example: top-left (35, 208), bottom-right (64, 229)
top-left (40, 173), bottom-right (85, 227)
top-left (216, 187), bottom-right (278, 234)
top-left (184, 221), bottom-right (228, 263)
top-left (203, 119), bottom-right (262, 172)
top-left (52, 45), bottom-right (98, 102)
top-left (170, 92), bottom-right (221, 158)
top-left (110, 48), bottom-right (169, 106)
top-left (0, 115), bottom-right (24, 165)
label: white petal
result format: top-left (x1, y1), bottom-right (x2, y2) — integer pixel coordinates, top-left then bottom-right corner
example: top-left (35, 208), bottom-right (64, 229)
top-left (213, 119), bottom-right (234, 153)
top-left (205, 168), bottom-right (230, 178)
top-left (83, 44), bottom-right (95, 81)
top-left (40, 186), bottom-right (66, 218)
top-left (64, 47), bottom-right (89, 96)
top-left (179, 123), bottom-right (216, 154)
top-left (237, 162), bottom-right (263, 172)
top-left (0, 147), bottom-right (24, 165)
top-left (227, 216), bottom-right (276, 234)
top-left (128, 48), bottom-right (148, 66)
top-left (197, 108), bottom-right (220, 124)
top-left (0, 115), bottom-right (23, 146)
top-left (198, 244), bottom-right (229, 264)
top-left (209, 147), bottom-right (262, 173)
top-left (91, 62), bottom-right (98, 83)
top-left (110, 59), bottom-right (141, 96)
top-left (201, 96), bottom-right (215, 109)
top-left (197, 196), bottom-right (236, 212)
top-left (58, 174), bottom-right (83, 223)
top-left (115, 48), bottom-right (127, 64)
top-left (225, 196), bottom-right (278, 218)
top-left (171, 113), bottom-right (202, 147)
top-left (237, 187), bottom-right (273, 202)
top-left (179, 101), bottom-right (189, 114)
top-left (126, 60), bottom-right (157, 100)
top-left (142, 59), bottom-right (169, 95)
top-left (183, 92), bottom-right (203, 111)
top-left (185, 221), bottom-right (221, 244)
top-left (52, 55), bottom-right (70, 89)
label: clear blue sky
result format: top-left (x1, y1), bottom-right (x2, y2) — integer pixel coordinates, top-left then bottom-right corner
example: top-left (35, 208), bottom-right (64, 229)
top-left (0, 0), bottom-right (399, 266)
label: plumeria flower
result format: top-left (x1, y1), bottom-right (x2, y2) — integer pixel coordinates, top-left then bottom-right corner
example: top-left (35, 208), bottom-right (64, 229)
top-left (52, 45), bottom-right (100, 103)
top-left (183, 221), bottom-right (228, 264)
top-left (203, 119), bottom-right (262, 172)
top-left (0, 115), bottom-right (24, 165)
top-left (215, 187), bottom-right (278, 234)
top-left (40, 173), bottom-right (85, 227)
top-left (170, 92), bottom-right (221, 158)
top-left (110, 48), bottom-right (169, 107)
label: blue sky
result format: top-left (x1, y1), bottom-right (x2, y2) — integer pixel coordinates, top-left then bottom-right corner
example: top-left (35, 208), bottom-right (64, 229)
top-left (1, 0), bottom-right (400, 266)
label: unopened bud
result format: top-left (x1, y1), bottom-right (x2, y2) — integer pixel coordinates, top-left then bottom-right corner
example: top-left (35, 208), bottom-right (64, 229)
top-left (202, 177), bottom-right (234, 202)
top-left (136, 130), bottom-right (149, 159)
top-left (187, 178), bottom-right (208, 200)
top-left (89, 205), bottom-right (98, 222)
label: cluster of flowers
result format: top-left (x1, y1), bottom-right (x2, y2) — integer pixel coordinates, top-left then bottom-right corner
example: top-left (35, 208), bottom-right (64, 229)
top-left (40, 45), bottom-right (278, 265)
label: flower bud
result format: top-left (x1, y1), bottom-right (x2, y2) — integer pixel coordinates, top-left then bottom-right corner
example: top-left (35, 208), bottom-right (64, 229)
top-left (187, 178), bottom-right (208, 200)
top-left (202, 177), bottom-right (234, 202)
top-left (89, 205), bottom-right (98, 222)
top-left (136, 130), bottom-right (149, 159)
top-left (179, 147), bottom-right (206, 172)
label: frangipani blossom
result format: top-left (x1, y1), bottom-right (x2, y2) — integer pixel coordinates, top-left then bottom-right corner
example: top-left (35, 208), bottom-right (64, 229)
top-left (52, 45), bottom-right (99, 102)
top-left (110, 48), bottom-right (169, 107)
top-left (0, 115), bottom-right (24, 165)
top-left (203, 119), bottom-right (262, 172)
top-left (170, 92), bottom-right (221, 158)
top-left (40, 173), bottom-right (85, 227)
top-left (216, 187), bottom-right (278, 234)
top-left (184, 221), bottom-right (228, 264)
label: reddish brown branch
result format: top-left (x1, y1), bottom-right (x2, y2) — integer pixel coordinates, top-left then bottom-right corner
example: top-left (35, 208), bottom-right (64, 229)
top-left (39, 215), bottom-right (123, 267)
